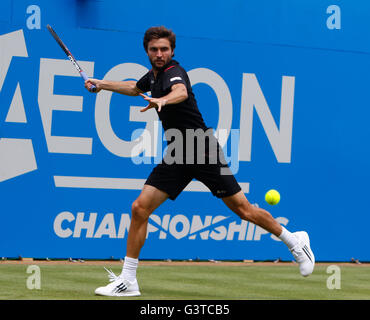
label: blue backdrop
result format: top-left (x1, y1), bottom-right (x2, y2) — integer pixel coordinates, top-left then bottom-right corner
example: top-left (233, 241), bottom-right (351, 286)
top-left (1, 0), bottom-right (369, 261)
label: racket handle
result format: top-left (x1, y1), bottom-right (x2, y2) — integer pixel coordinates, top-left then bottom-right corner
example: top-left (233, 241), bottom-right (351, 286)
top-left (80, 71), bottom-right (97, 92)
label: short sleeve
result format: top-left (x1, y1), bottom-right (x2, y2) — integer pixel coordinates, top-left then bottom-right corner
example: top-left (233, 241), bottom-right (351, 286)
top-left (162, 66), bottom-right (187, 92)
top-left (136, 72), bottom-right (151, 93)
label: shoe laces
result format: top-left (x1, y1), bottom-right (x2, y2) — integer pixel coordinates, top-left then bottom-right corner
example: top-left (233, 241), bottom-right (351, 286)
top-left (104, 267), bottom-right (120, 282)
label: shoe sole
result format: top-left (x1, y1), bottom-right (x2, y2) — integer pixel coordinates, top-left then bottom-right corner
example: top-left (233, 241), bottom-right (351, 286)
top-left (297, 231), bottom-right (315, 276)
top-left (95, 290), bottom-right (141, 297)
top-left (300, 232), bottom-right (315, 262)
top-left (116, 291), bottom-right (141, 297)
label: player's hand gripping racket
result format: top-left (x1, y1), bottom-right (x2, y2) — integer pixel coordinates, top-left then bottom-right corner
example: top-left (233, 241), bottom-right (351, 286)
top-left (47, 24), bottom-right (96, 92)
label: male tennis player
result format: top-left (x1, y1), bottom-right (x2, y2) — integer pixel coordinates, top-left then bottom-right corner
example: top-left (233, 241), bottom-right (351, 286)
top-left (85, 26), bottom-right (315, 297)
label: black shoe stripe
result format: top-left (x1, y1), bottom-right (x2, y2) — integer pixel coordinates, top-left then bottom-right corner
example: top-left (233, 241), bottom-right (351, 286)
top-left (302, 245), bottom-right (313, 263)
top-left (303, 245), bottom-right (312, 258)
top-left (114, 283), bottom-right (127, 293)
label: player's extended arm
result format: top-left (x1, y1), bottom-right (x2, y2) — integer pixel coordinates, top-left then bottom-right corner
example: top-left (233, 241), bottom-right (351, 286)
top-left (84, 79), bottom-right (142, 96)
top-left (140, 83), bottom-right (188, 112)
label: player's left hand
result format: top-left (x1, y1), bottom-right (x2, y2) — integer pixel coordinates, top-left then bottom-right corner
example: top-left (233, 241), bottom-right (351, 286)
top-left (139, 93), bottom-right (167, 112)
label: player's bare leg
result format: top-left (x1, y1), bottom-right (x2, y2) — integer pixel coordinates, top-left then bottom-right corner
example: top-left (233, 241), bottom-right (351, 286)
top-left (222, 191), bottom-right (315, 276)
top-left (222, 191), bottom-right (282, 236)
top-left (95, 185), bottom-right (168, 296)
top-left (126, 185), bottom-right (169, 258)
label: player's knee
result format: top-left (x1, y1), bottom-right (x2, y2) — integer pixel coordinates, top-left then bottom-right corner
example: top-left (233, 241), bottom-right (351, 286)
top-left (131, 199), bottom-right (151, 221)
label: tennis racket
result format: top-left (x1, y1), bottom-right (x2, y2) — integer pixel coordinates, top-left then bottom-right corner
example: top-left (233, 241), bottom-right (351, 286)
top-left (47, 24), bottom-right (96, 92)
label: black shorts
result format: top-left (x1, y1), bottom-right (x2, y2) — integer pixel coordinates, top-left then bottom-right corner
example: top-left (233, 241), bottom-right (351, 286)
top-left (145, 162), bottom-right (241, 200)
top-left (145, 130), bottom-right (241, 200)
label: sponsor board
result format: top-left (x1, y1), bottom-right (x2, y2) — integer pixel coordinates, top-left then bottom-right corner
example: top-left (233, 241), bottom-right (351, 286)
top-left (1, 1), bottom-right (370, 261)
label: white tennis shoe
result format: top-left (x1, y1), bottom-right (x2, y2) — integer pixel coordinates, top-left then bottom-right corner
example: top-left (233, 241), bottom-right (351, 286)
top-left (94, 268), bottom-right (141, 297)
top-left (290, 231), bottom-right (315, 277)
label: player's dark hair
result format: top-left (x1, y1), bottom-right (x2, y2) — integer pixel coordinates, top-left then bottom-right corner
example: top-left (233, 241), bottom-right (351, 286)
top-left (143, 26), bottom-right (176, 54)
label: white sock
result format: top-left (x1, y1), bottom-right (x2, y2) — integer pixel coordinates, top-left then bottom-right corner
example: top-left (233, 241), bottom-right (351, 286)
top-left (278, 227), bottom-right (298, 250)
top-left (121, 256), bottom-right (138, 281)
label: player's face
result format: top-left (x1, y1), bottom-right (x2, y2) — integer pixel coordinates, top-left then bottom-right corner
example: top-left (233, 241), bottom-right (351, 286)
top-left (147, 38), bottom-right (173, 70)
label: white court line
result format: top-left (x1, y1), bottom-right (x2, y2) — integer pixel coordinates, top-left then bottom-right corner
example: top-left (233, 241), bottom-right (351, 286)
top-left (54, 176), bottom-right (249, 193)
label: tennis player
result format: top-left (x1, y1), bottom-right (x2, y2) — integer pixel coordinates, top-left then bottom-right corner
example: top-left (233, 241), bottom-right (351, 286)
top-left (85, 26), bottom-right (315, 297)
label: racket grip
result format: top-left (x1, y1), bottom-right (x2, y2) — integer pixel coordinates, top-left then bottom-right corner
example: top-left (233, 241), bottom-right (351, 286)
top-left (80, 71), bottom-right (97, 92)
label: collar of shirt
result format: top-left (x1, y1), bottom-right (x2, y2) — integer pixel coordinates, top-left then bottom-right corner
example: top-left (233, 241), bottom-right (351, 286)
top-left (150, 59), bottom-right (179, 78)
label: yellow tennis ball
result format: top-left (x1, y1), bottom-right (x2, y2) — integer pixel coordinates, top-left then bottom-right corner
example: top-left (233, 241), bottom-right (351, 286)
top-left (265, 189), bottom-right (280, 205)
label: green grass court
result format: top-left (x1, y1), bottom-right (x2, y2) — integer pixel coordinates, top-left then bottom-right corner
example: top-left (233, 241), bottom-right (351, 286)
top-left (1, 262), bottom-right (369, 300)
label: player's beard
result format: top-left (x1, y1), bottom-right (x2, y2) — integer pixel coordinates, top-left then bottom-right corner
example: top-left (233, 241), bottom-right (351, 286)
top-left (150, 56), bottom-right (171, 71)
